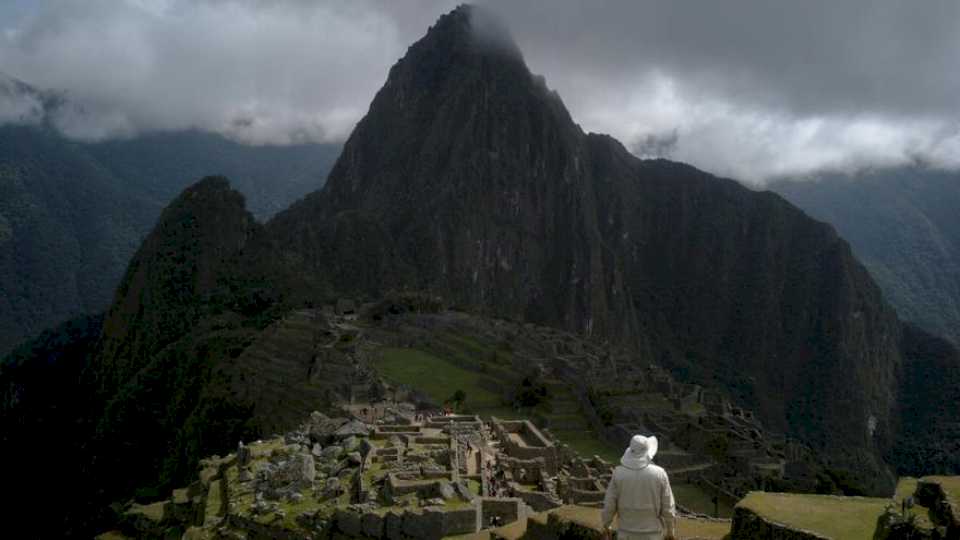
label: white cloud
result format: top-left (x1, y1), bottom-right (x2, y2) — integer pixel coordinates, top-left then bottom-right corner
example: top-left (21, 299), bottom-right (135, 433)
top-left (0, 72), bottom-right (44, 125)
top-left (0, 0), bottom-right (437, 143)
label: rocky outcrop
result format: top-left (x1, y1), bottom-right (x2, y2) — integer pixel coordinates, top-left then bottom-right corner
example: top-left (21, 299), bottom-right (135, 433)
top-left (915, 478), bottom-right (960, 537)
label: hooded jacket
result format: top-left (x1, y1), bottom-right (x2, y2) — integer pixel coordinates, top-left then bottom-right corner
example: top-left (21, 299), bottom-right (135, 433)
top-left (602, 462), bottom-right (676, 537)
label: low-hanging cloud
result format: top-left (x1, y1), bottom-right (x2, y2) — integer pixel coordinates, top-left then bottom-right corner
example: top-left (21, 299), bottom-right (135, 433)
top-left (1, 0), bottom-right (959, 182)
top-left (0, 0), bottom-right (458, 144)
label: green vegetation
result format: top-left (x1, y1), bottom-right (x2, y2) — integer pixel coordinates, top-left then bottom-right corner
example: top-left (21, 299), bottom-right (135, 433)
top-left (372, 346), bottom-right (619, 461)
top-left (0, 124), bottom-right (340, 357)
top-left (893, 477), bottom-right (936, 529)
top-left (514, 376), bottom-right (548, 408)
top-left (130, 501), bottom-right (166, 522)
top-left (374, 347), bottom-right (516, 418)
top-left (737, 491), bottom-right (889, 539)
top-left (466, 478), bottom-right (481, 496)
top-left (447, 389), bottom-right (467, 411)
top-left (773, 168), bottom-right (960, 346)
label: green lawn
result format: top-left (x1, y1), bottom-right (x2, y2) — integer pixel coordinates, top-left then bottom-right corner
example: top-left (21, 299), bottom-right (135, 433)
top-left (374, 347), bottom-right (517, 417)
top-left (737, 491), bottom-right (888, 539)
top-left (552, 429), bottom-right (620, 464)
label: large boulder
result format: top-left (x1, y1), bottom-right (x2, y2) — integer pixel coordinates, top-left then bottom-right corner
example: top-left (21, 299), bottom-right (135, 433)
top-left (335, 420), bottom-right (370, 439)
top-left (260, 452), bottom-right (316, 496)
top-left (306, 412), bottom-right (349, 443)
top-left (437, 481), bottom-right (457, 501)
top-left (321, 445), bottom-right (343, 461)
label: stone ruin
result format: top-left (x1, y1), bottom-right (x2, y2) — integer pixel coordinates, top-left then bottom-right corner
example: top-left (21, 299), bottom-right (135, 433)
top-left (105, 403), bottom-right (630, 539)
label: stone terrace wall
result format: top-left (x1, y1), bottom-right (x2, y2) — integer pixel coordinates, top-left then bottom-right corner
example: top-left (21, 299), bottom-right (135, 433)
top-left (335, 504), bottom-right (480, 539)
top-left (481, 497), bottom-right (524, 527)
top-left (493, 419), bottom-right (559, 474)
top-left (729, 507), bottom-right (830, 540)
top-left (915, 477), bottom-right (960, 537)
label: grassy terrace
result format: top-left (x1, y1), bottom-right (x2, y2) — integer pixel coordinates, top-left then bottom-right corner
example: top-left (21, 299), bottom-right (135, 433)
top-left (372, 347), bottom-right (619, 459)
top-left (374, 347), bottom-right (520, 419)
top-left (737, 491), bottom-right (888, 539)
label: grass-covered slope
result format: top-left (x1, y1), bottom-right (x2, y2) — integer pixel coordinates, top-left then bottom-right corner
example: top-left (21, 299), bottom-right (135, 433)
top-left (733, 492), bottom-right (888, 539)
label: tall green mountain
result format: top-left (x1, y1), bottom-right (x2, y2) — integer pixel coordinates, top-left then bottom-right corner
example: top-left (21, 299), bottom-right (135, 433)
top-left (771, 168), bottom-right (960, 345)
top-left (3, 5), bottom-right (958, 537)
top-left (259, 5), bottom-right (921, 491)
top-left (0, 78), bottom-right (340, 355)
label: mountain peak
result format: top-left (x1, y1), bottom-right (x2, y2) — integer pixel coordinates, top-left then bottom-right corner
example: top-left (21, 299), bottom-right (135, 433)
top-left (416, 4), bottom-right (522, 60)
top-left (313, 3), bottom-right (575, 217)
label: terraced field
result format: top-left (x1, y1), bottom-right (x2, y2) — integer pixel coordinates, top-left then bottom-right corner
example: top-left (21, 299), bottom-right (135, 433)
top-left (736, 492), bottom-right (888, 539)
top-left (373, 346), bottom-right (520, 420)
top-left (371, 341), bottom-right (619, 461)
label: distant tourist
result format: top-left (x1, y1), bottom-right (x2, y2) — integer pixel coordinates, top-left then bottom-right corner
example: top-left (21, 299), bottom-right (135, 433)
top-left (602, 435), bottom-right (677, 540)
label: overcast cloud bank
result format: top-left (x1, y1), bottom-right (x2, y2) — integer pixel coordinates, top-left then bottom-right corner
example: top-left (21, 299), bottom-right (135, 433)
top-left (1, 0), bottom-right (958, 183)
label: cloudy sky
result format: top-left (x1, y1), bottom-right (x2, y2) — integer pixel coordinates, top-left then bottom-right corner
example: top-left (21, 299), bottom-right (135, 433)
top-left (2, 0), bottom-right (959, 183)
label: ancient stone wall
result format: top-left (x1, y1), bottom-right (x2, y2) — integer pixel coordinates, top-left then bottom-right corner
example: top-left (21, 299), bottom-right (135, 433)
top-left (494, 419), bottom-right (559, 474)
top-left (335, 504), bottom-right (480, 538)
top-left (729, 507), bottom-right (830, 540)
top-left (514, 489), bottom-right (563, 512)
top-left (481, 497), bottom-right (524, 527)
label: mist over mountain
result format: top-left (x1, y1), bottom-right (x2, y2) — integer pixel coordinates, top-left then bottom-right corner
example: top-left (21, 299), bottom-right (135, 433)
top-left (0, 77), bottom-right (340, 355)
top-left (772, 168), bottom-right (960, 345)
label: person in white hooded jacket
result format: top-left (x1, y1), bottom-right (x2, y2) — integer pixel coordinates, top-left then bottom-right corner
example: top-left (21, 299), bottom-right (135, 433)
top-left (602, 435), bottom-right (677, 540)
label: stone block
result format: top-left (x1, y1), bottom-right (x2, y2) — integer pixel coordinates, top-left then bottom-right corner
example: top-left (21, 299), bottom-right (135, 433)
top-left (384, 511), bottom-right (405, 540)
top-left (403, 509), bottom-right (444, 539)
top-left (361, 511), bottom-right (385, 538)
top-left (335, 509), bottom-right (363, 537)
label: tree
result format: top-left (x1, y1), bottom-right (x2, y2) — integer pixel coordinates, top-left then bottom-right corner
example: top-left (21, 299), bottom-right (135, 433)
top-left (448, 389), bottom-right (466, 412)
top-left (514, 376), bottom-right (548, 408)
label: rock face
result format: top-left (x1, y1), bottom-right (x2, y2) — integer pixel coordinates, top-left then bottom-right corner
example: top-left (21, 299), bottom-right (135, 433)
top-left (261, 5), bottom-right (909, 491)
top-left (265, 6), bottom-right (638, 344)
